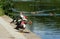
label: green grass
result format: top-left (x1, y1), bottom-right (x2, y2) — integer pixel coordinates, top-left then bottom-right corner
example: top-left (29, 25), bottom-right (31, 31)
top-left (0, 8), bottom-right (4, 16)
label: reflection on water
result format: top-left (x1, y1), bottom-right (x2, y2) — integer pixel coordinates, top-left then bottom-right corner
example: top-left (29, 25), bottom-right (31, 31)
top-left (27, 16), bottom-right (60, 39)
top-left (13, 0), bottom-right (35, 1)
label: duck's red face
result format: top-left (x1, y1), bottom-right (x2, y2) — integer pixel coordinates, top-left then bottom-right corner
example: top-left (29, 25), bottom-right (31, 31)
top-left (24, 16), bottom-right (28, 19)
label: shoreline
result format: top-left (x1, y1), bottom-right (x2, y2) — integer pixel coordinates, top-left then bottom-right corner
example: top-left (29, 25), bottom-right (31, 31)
top-left (1, 15), bottom-right (41, 39)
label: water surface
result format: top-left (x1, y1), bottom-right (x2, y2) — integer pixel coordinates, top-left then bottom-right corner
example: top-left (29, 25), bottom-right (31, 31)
top-left (27, 16), bottom-right (60, 39)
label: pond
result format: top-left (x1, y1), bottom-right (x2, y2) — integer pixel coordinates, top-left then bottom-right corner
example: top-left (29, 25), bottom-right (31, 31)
top-left (27, 16), bottom-right (60, 39)
top-left (9, 1), bottom-right (60, 39)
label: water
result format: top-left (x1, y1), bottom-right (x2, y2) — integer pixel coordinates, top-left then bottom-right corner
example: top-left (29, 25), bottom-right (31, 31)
top-left (13, 0), bottom-right (35, 1)
top-left (27, 16), bottom-right (60, 39)
top-left (12, 0), bottom-right (60, 39)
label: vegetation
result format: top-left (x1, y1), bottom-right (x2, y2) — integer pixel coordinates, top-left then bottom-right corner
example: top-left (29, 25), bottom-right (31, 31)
top-left (0, 0), bottom-right (60, 16)
top-left (0, 8), bottom-right (4, 16)
top-left (0, 0), bottom-right (14, 17)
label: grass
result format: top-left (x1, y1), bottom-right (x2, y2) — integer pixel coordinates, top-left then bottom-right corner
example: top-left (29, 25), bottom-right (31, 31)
top-left (0, 8), bottom-right (4, 16)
